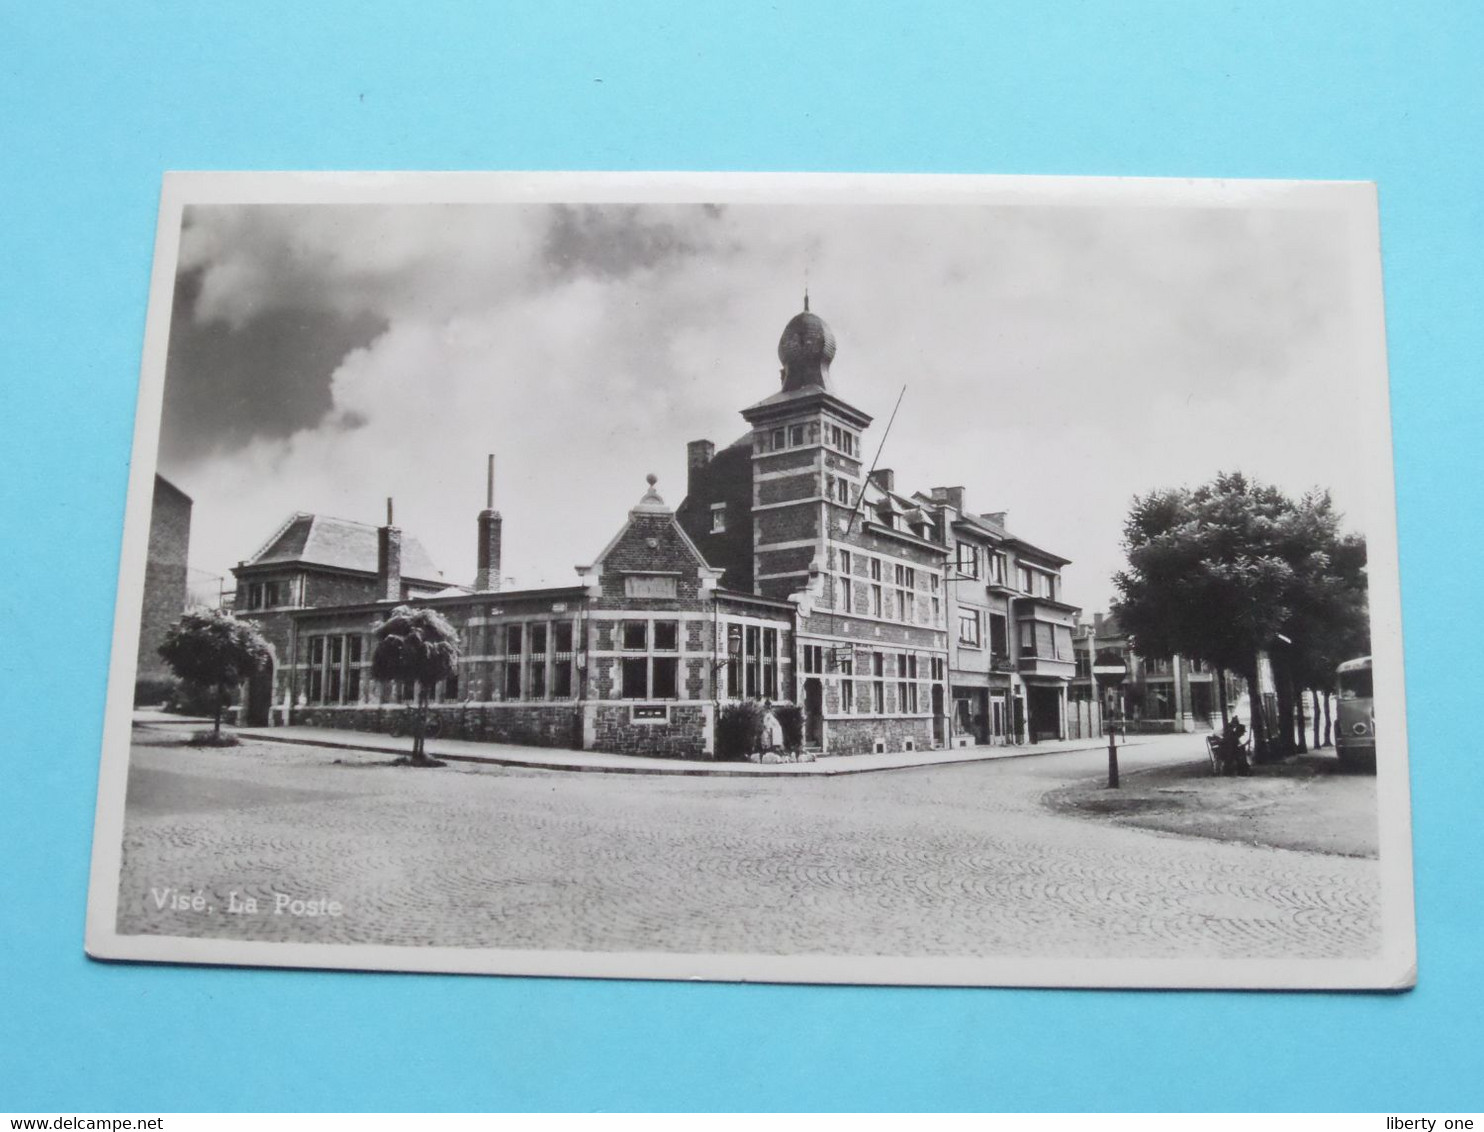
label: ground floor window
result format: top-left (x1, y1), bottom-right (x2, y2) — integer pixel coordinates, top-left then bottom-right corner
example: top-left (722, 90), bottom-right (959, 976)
top-left (305, 633), bottom-right (363, 705)
top-left (620, 617), bottom-right (681, 700)
top-left (725, 621), bottom-right (780, 700)
top-left (492, 618), bottom-right (580, 701)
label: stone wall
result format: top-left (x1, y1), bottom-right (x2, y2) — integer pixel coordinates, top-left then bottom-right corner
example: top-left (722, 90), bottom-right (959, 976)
top-left (586, 702), bottom-right (715, 759)
top-left (826, 715), bottom-right (934, 757)
top-left (290, 702), bottom-right (584, 749)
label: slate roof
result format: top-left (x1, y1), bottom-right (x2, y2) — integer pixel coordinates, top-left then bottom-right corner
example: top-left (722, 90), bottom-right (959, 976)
top-left (240, 513), bottom-right (444, 583)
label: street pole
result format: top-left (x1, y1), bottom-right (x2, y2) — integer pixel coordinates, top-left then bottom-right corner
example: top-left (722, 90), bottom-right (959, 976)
top-left (1107, 718), bottom-right (1120, 788)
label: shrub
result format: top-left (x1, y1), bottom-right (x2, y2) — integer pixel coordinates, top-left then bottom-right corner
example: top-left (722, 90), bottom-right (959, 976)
top-left (715, 701), bottom-right (766, 761)
top-left (167, 679), bottom-right (235, 718)
top-left (133, 676), bottom-right (178, 708)
top-left (187, 730), bottom-right (242, 748)
top-left (772, 703), bottom-right (804, 752)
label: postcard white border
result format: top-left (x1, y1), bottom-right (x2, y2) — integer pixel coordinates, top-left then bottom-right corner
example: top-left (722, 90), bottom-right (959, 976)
top-left (85, 170), bottom-right (1416, 990)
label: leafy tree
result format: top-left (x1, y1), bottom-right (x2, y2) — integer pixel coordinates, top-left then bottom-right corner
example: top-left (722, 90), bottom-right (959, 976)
top-left (157, 609), bottom-right (272, 741)
top-left (1112, 472), bottom-right (1369, 762)
top-left (371, 605), bottom-right (460, 766)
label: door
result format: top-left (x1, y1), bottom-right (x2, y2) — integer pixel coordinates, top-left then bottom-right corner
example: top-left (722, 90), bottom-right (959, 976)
top-left (803, 678), bottom-right (823, 747)
top-left (245, 660), bottom-right (274, 727)
top-left (931, 684), bottom-right (945, 746)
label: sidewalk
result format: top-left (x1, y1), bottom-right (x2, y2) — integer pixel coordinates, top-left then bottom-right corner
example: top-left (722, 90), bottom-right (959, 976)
top-left (152, 717), bottom-right (1146, 777)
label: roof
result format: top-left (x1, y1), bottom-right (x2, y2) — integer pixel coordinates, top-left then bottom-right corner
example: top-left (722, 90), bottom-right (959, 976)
top-left (239, 513), bottom-right (444, 583)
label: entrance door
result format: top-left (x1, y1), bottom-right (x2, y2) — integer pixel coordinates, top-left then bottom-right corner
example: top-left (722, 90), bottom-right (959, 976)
top-left (931, 684), bottom-right (945, 746)
top-left (245, 661), bottom-right (274, 727)
top-left (803, 678), bottom-right (823, 748)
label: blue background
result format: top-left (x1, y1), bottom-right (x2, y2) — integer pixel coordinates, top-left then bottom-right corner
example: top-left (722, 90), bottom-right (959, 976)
top-left (2, 0), bottom-right (1481, 1112)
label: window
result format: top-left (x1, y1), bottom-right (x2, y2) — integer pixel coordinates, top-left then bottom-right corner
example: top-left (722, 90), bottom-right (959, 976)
top-left (763, 628), bottom-right (779, 698)
top-left (619, 619), bottom-right (681, 700)
top-left (835, 548), bottom-right (852, 612)
top-left (307, 633), bottom-right (366, 706)
top-left (1055, 625), bottom-right (1073, 661)
top-left (897, 653), bottom-right (918, 713)
top-left (839, 653), bottom-right (855, 714)
top-left (789, 424), bottom-right (805, 446)
top-left (958, 609), bottom-right (982, 647)
top-left (955, 541), bottom-right (979, 579)
top-left (988, 552), bottom-right (1007, 585)
top-left (871, 652), bottom-right (885, 713)
top-left (870, 558), bottom-right (883, 618)
top-left (1019, 620), bottom-right (1056, 658)
top-left (621, 657), bottom-right (649, 698)
top-left (1037, 571), bottom-right (1054, 599)
top-left (552, 621), bottom-right (575, 698)
top-left (930, 655), bottom-right (944, 683)
top-left (504, 623), bottom-right (523, 699)
top-left (710, 503), bottom-right (726, 533)
top-left (988, 613), bottom-right (1008, 659)
top-left (894, 564), bottom-right (915, 624)
top-left (803, 644), bottom-right (823, 674)
top-left (771, 428), bottom-right (786, 451)
top-left (725, 621), bottom-right (781, 700)
top-left (829, 424), bottom-right (843, 449)
top-left (528, 623), bottom-right (547, 700)
top-left (830, 476), bottom-right (851, 504)
top-left (1019, 565), bottom-right (1034, 593)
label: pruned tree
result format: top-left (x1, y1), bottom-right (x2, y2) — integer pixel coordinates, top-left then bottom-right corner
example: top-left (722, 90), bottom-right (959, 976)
top-left (371, 605), bottom-right (460, 766)
top-left (1112, 472), bottom-right (1369, 762)
top-left (157, 609), bottom-right (272, 742)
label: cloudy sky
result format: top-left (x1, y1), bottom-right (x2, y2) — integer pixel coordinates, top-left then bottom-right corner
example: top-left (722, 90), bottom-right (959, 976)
top-left (154, 193), bottom-right (1375, 612)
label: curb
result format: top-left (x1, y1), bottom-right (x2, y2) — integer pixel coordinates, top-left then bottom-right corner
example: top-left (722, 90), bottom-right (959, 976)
top-left (202, 726), bottom-right (1149, 779)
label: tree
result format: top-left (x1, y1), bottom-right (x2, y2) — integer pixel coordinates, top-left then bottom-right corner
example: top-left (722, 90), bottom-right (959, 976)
top-left (370, 605), bottom-right (461, 766)
top-left (157, 609), bottom-right (272, 742)
top-left (1112, 472), bottom-right (1369, 762)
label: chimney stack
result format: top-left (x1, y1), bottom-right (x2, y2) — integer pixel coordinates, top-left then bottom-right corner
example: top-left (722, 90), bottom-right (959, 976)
top-left (377, 497), bottom-right (402, 602)
top-left (686, 439), bottom-right (715, 497)
top-left (475, 455), bottom-right (503, 592)
top-left (981, 510), bottom-right (1007, 527)
top-left (869, 468), bottom-right (895, 494)
top-left (930, 485), bottom-right (966, 513)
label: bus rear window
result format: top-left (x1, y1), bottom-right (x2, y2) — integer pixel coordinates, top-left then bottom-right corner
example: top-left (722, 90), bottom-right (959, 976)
top-left (1339, 669), bottom-right (1373, 699)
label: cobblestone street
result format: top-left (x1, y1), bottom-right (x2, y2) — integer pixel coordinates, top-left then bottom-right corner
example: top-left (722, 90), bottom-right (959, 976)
top-left (116, 727), bottom-right (1381, 959)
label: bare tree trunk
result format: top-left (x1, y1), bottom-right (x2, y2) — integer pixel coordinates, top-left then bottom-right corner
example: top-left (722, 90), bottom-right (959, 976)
top-left (214, 684), bottom-right (224, 741)
top-left (1216, 669), bottom-right (1229, 728)
top-left (1312, 689), bottom-right (1322, 749)
top-left (1273, 655), bottom-right (1295, 759)
top-left (1323, 692), bottom-right (1333, 748)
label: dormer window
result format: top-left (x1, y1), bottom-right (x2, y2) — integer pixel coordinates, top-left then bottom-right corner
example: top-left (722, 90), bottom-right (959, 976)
top-left (710, 503), bottom-right (726, 533)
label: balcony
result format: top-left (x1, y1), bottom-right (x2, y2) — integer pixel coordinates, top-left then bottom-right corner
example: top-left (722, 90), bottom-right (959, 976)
top-left (1017, 655), bottom-right (1076, 679)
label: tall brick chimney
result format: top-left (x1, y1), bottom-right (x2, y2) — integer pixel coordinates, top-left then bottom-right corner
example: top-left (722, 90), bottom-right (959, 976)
top-left (475, 454), bottom-right (503, 592)
top-left (377, 497), bottom-right (402, 602)
top-left (686, 439), bottom-right (715, 497)
top-left (930, 485), bottom-right (966, 512)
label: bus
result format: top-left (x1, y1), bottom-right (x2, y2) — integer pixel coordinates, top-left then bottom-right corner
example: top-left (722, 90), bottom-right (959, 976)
top-left (1335, 655), bottom-right (1375, 770)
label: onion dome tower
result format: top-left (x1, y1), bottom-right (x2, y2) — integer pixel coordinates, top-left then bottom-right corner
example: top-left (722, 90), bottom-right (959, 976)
top-left (776, 291), bottom-right (837, 393)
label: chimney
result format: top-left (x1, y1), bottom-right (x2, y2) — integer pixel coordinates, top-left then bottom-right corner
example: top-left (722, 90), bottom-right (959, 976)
top-left (1094, 611), bottom-right (1105, 634)
top-left (930, 485), bottom-right (966, 513)
top-left (475, 455), bottom-right (503, 592)
top-left (686, 439), bottom-right (715, 497)
top-left (869, 468), bottom-right (895, 493)
top-left (377, 497), bottom-right (402, 602)
top-left (981, 510), bottom-right (1007, 527)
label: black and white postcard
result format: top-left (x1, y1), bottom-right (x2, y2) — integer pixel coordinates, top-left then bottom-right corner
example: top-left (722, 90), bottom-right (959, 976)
top-left (86, 172), bottom-right (1415, 988)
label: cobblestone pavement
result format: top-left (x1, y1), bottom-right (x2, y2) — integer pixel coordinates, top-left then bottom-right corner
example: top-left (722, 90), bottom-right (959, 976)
top-left (116, 728), bottom-right (1381, 959)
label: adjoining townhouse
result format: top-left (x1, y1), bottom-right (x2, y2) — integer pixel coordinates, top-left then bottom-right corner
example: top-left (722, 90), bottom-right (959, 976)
top-left (1071, 611), bottom-right (1243, 733)
top-left (912, 488), bottom-right (1078, 746)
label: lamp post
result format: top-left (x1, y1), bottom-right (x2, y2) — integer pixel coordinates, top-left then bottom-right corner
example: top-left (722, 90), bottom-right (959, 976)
top-left (1093, 651), bottom-right (1129, 789)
